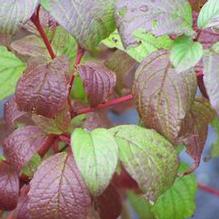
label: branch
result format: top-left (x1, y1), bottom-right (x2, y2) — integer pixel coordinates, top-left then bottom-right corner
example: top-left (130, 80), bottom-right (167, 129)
top-left (68, 45), bottom-right (85, 108)
top-left (196, 71), bottom-right (209, 99)
top-left (37, 135), bottom-right (57, 157)
top-left (198, 183), bottom-right (219, 197)
top-left (75, 94), bottom-right (134, 115)
top-left (31, 5), bottom-right (56, 59)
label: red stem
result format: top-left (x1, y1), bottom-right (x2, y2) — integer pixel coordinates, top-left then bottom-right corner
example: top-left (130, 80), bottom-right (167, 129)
top-left (198, 183), bottom-right (219, 197)
top-left (196, 71), bottom-right (209, 99)
top-left (68, 45), bottom-right (85, 93)
top-left (76, 94), bottom-right (134, 115)
top-left (38, 135), bottom-right (57, 157)
top-left (68, 45), bottom-right (85, 109)
top-left (31, 6), bottom-right (56, 59)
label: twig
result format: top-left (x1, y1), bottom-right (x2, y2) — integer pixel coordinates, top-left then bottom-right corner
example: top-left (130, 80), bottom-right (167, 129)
top-left (31, 5), bottom-right (56, 59)
top-left (198, 183), bottom-right (219, 197)
top-left (75, 94), bottom-right (134, 115)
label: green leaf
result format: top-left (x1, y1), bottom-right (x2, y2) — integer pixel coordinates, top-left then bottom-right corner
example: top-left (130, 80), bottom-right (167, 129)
top-left (0, 46), bottom-right (26, 100)
top-left (103, 30), bottom-right (173, 62)
top-left (170, 36), bottom-right (203, 73)
top-left (45, 0), bottom-right (116, 50)
top-left (22, 154), bottom-right (41, 177)
top-left (211, 41), bottom-right (219, 53)
top-left (128, 191), bottom-right (154, 219)
top-left (152, 175), bottom-right (197, 219)
top-left (110, 125), bottom-right (178, 202)
top-left (49, 26), bottom-right (77, 62)
top-left (198, 0), bottom-right (219, 29)
top-left (70, 75), bottom-right (87, 102)
top-left (71, 128), bottom-right (118, 195)
top-left (209, 117), bottom-right (219, 158)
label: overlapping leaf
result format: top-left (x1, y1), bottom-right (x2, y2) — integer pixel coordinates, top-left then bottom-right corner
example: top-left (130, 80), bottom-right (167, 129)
top-left (3, 125), bottom-right (47, 171)
top-left (152, 174), bottom-right (197, 219)
top-left (71, 128), bottom-right (118, 195)
top-left (103, 30), bottom-right (173, 62)
top-left (198, 0), bottom-right (219, 29)
top-left (128, 191), bottom-right (154, 219)
top-left (133, 50), bottom-right (197, 142)
top-left (193, 12), bottom-right (219, 49)
top-left (189, 0), bottom-right (207, 12)
top-left (0, 0), bottom-right (39, 34)
top-left (178, 97), bottom-right (215, 165)
top-left (104, 49), bottom-right (138, 94)
top-left (94, 184), bottom-right (122, 219)
top-left (32, 106), bottom-right (71, 135)
top-left (0, 161), bottom-right (19, 210)
top-left (170, 36), bottom-right (203, 73)
top-left (11, 27), bottom-right (77, 62)
top-left (44, 0), bottom-right (115, 50)
top-left (27, 152), bottom-right (91, 219)
top-left (115, 0), bottom-right (193, 47)
top-left (0, 46), bottom-right (26, 100)
top-left (78, 62), bottom-right (116, 107)
top-left (15, 56), bottom-right (69, 118)
top-left (110, 125), bottom-right (178, 202)
top-left (4, 96), bottom-right (27, 128)
top-left (203, 52), bottom-right (219, 114)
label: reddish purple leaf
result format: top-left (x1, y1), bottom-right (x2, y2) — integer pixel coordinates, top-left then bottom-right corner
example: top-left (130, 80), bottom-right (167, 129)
top-left (16, 186), bottom-right (30, 219)
top-left (4, 96), bottom-right (26, 128)
top-left (95, 184), bottom-right (122, 219)
top-left (189, 0), bottom-right (207, 12)
top-left (0, 161), bottom-right (19, 211)
top-left (178, 97), bottom-right (215, 166)
top-left (27, 152), bottom-right (91, 219)
top-left (78, 62), bottom-right (116, 107)
top-left (3, 125), bottom-right (47, 171)
top-left (193, 12), bottom-right (219, 49)
top-left (15, 56), bottom-right (69, 118)
top-left (83, 112), bottom-right (112, 131)
top-left (133, 50), bottom-right (197, 142)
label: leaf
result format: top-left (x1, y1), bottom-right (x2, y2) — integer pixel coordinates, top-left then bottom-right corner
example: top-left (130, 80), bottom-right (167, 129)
top-left (0, 161), bottom-right (19, 210)
top-left (4, 96), bottom-right (27, 128)
top-left (71, 75), bottom-right (87, 102)
top-left (0, 46), bottom-right (26, 100)
top-left (203, 52), bottom-right (219, 114)
top-left (27, 152), bottom-right (91, 219)
top-left (198, 0), bottom-right (219, 29)
top-left (127, 191), bottom-right (154, 219)
top-left (170, 36), bottom-right (203, 73)
top-left (11, 27), bottom-right (77, 62)
top-left (152, 175), bottom-right (197, 219)
top-left (189, 0), bottom-right (207, 12)
top-left (32, 106), bottom-right (71, 135)
top-left (115, 0), bottom-right (193, 47)
top-left (78, 62), bottom-right (116, 107)
top-left (3, 125), bottom-right (47, 171)
top-left (178, 97), bottom-right (215, 165)
top-left (15, 56), bottom-right (69, 118)
top-left (94, 184), bottom-right (122, 219)
top-left (22, 154), bottom-right (41, 177)
top-left (71, 128), bottom-right (118, 195)
top-left (0, 0), bottom-right (39, 34)
top-left (110, 125), bottom-right (178, 202)
top-left (45, 0), bottom-right (116, 50)
top-left (103, 30), bottom-right (173, 62)
top-left (104, 49), bottom-right (138, 94)
top-left (209, 117), bottom-right (219, 158)
top-left (133, 50), bottom-right (197, 142)
top-left (11, 35), bottom-right (49, 59)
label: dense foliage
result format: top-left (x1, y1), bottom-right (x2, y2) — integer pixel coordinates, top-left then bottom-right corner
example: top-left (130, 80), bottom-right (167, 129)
top-left (0, 0), bottom-right (219, 218)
